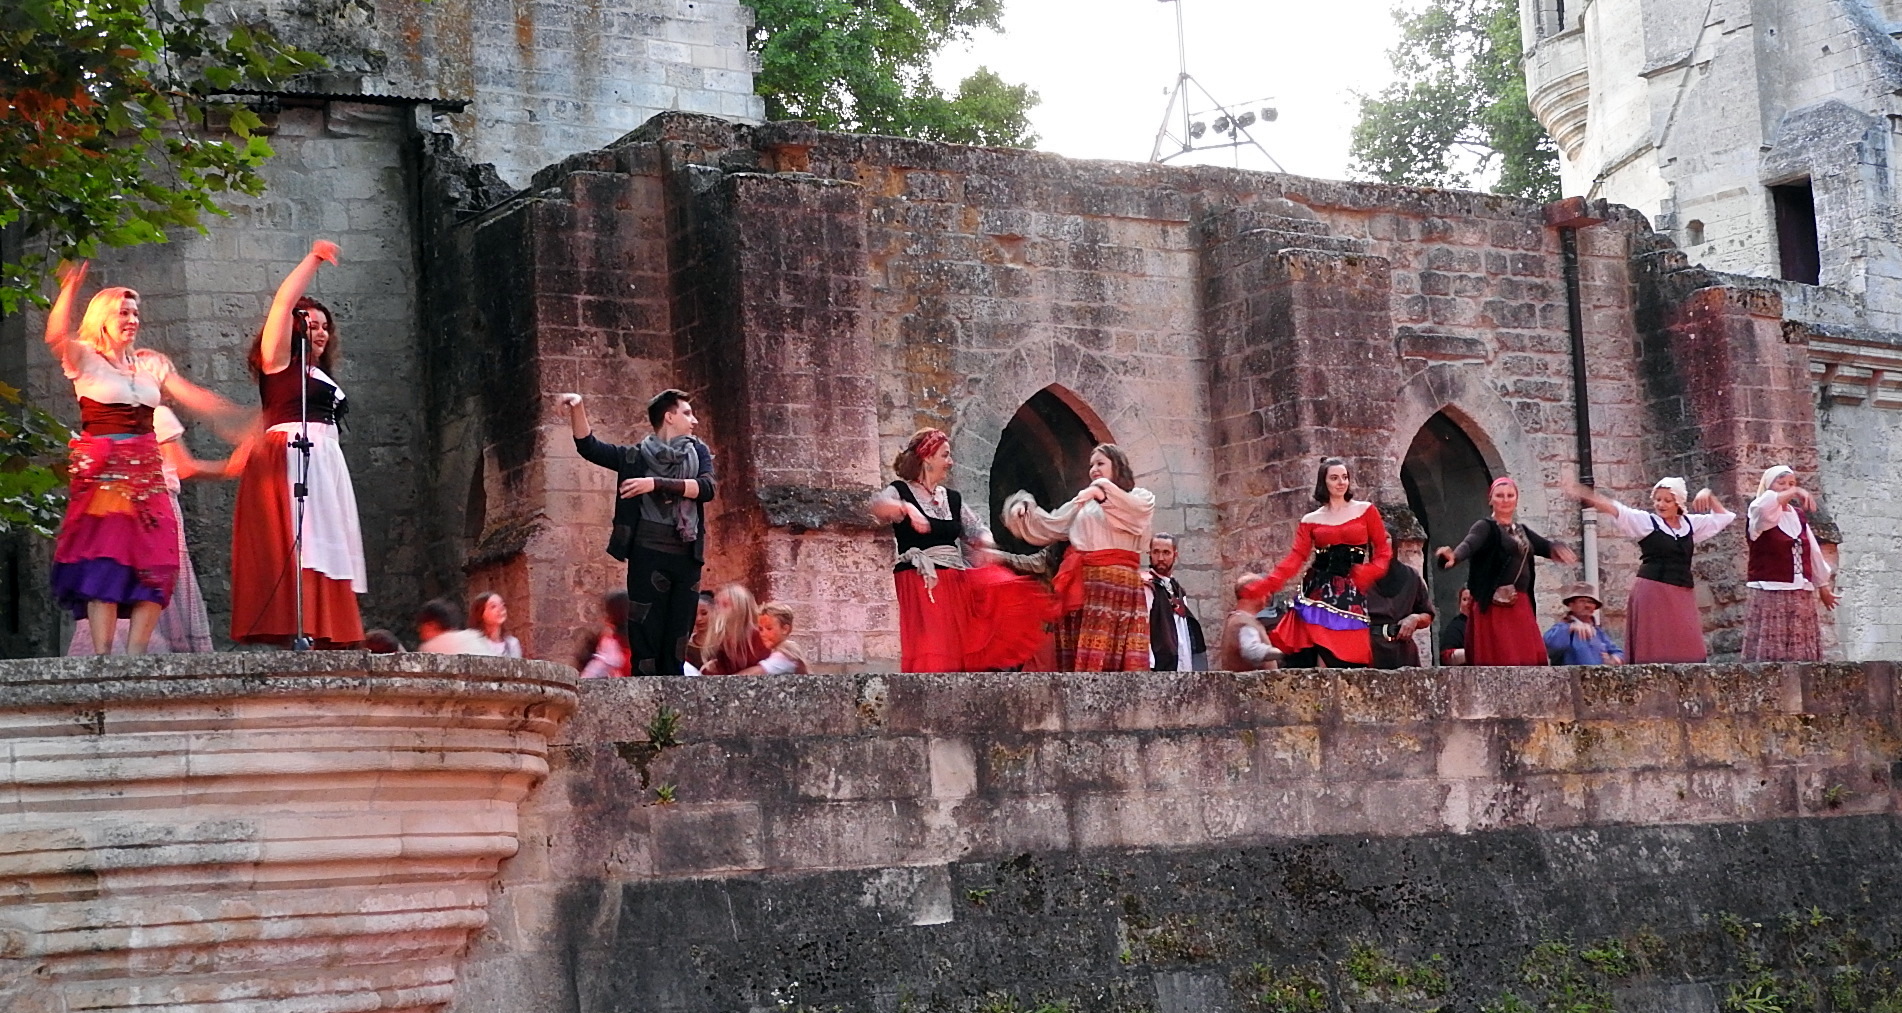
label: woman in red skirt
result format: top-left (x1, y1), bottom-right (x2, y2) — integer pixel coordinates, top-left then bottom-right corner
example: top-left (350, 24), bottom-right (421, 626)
top-left (1435, 476), bottom-right (1578, 665)
top-left (1003, 444), bottom-right (1156, 672)
top-left (230, 240), bottom-right (366, 647)
top-left (1562, 475), bottom-right (1734, 662)
top-left (1247, 457), bottom-right (1391, 668)
top-left (43, 262), bottom-right (235, 655)
top-left (871, 429), bottom-right (1054, 672)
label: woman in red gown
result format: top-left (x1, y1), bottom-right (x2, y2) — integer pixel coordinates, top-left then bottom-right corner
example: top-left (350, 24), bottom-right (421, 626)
top-left (1247, 458), bottom-right (1392, 667)
top-left (1435, 476), bottom-right (1579, 665)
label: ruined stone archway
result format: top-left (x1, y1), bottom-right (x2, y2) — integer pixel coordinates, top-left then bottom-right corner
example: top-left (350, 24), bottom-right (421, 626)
top-left (988, 386), bottom-right (1112, 554)
top-left (1400, 411), bottom-right (1495, 639)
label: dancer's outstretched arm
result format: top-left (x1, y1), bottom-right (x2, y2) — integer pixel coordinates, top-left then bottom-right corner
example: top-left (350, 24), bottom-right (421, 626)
top-left (259, 240), bottom-right (339, 374)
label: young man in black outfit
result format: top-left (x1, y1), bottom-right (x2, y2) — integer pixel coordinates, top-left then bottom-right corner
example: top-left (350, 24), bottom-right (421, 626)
top-left (561, 388), bottom-right (716, 675)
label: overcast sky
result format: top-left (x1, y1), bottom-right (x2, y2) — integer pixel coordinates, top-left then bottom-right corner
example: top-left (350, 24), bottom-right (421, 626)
top-left (934, 0), bottom-right (1402, 181)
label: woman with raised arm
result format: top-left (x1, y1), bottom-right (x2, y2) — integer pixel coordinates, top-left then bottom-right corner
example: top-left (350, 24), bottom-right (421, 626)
top-left (230, 240), bottom-right (366, 647)
top-left (872, 428), bottom-right (1053, 673)
top-left (1742, 465), bottom-right (1836, 662)
top-left (43, 262), bottom-right (236, 655)
top-left (1245, 458), bottom-right (1392, 668)
top-left (1435, 476), bottom-right (1579, 665)
top-left (1562, 475), bottom-right (1735, 662)
top-left (1004, 443), bottom-right (1156, 672)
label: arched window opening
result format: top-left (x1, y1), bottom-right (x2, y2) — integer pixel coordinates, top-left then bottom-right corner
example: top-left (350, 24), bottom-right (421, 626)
top-left (988, 388), bottom-right (1109, 555)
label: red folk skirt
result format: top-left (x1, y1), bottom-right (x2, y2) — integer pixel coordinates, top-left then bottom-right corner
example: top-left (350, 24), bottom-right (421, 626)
top-left (1467, 596), bottom-right (1548, 666)
top-left (230, 432), bottom-right (364, 648)
top-left (895, 564), bottom-right (1054, 673)
top-left (1625, 576), bottom-right (1706, 663)
top-left (1741, 588), bottom-right (1823, 662)
top-left (50, 433), bottom-right (179, 617)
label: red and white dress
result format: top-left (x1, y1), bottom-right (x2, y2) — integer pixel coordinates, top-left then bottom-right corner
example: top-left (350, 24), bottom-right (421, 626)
top-left (1004, 482), bottom-right (1156, 672)
top-left (886, 481), bottom-right (1053, 673)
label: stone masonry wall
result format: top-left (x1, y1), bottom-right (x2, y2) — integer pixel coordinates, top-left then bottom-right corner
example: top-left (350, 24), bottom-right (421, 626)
top-left (1819, 397), bottom-right (1902, 660)
top-left (449, 662), bottom-right (1902, 1012)
top-left (7, 102), bottom-right (427, 651)
top-left (417, 115), bottom-right (1869, 667)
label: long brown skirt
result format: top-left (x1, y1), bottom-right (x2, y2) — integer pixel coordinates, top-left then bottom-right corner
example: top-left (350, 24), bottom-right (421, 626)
top-left (1741, 588), bottom-right (1822, 662)
top-left (1625, 577), bottom-right (1706, 663)
top-left (230, 434), bottom-right (364, 647)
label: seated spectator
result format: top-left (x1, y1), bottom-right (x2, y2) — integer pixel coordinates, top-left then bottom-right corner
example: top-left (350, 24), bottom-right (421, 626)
top-left (757, 601), bottom-right (810, 675)
top-left (416, 598), bottom-right (494, 655)
top-left (683, 590), bottom-right (715, 671)
top-left (1543, 583), bottom-right (1625, 666)
top-left (701, 584), bottom-right (771, 675)
top-left (1220, 573), bottom-right (1281, 671)
top-left (577, 591), bottom-right (633, 678)
top-left (364, 629), bottom-right (404, 654)
top-left (1440, 588), bottom-right (1473, 665)
top-left (469, 591), bottom-right (524, 658)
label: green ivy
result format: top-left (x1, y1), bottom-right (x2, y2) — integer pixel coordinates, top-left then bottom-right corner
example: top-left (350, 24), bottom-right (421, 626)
top-left (0, 381), bottom-right (72, 537)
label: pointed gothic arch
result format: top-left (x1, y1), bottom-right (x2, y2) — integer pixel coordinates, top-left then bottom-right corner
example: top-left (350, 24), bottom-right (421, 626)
top-left (988, 385), bottom-right (1113, 554)
top-left (1400, 410), bottom-right (1496, 638)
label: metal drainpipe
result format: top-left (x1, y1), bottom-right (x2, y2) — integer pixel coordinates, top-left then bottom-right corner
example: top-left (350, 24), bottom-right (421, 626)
top-left (1559, 223), bottom-right (1599, 588)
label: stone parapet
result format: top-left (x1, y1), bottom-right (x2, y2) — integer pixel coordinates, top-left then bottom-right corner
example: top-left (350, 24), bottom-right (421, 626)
top-left (0, 653), bottom-right (577, 1013)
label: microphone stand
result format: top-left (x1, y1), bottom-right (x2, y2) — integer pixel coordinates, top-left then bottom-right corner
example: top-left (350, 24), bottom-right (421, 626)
top-left (289, 338), bottom-right (313, 651)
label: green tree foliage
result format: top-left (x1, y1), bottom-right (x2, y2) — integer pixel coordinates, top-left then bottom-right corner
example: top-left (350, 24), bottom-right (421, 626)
top-left (0, 381), bottom-right (72, 537)
top-left (749, 0), bottom-right (1039, 147)
top-left (1347, 0), bottom-right (1560, 200)
top-left (0, 0), bottom-right (325, 312)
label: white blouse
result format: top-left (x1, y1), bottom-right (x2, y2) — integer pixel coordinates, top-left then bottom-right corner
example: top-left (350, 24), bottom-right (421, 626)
top-left (65, 346), bottom-right (171, 407)
top-left (1604, 501), bottom-right (1735, 543)
top-left (1004, 480), bottom-right (1156, 553)
top-left (1746, 491), bottom-right (1832, 591)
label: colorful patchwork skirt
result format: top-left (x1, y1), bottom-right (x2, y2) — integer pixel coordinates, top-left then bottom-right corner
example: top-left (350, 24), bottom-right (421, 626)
top-left (68, 491), bottom-right (213, 654)
top-left (50, 432), bottom-right (179, 618)
top-left (1269, 569), bottom-right (1373, 666)
top-left (1056, 561), bottom-right (1149, 672)
top-left (1741, 588), bottom-right (1823, 662)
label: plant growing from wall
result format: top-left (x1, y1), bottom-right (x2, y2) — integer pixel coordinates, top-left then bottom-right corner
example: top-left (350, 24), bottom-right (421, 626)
top-left (748, 0), bottom-right (1040, 147)
top-left (0, 0), bottom-right (324, 313)
top-left (1347, 0), bottom-right (1560, 200)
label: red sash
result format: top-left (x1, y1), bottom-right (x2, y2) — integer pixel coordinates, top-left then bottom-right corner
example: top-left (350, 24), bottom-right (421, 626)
top-left (1053, 548), bottom-right (1141, 612)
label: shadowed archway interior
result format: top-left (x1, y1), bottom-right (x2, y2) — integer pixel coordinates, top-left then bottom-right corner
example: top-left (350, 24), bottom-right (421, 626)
top-left (1401, 412), bottom-right (1494, 643)
top-left (989, 389), bottom-right (1106, 555)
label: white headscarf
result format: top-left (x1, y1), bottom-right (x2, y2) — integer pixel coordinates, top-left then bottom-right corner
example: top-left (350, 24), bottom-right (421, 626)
top-left (1651, 477), bottom-right (1688, 506)
top-left (1756, 465), bottom-right (1794, 498)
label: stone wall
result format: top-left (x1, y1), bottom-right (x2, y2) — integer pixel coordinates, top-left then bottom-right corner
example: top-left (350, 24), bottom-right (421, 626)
top-left (450, 662), bottom-right (1902, 1012)
top-left (1820, 395), bottom-right (1902, 659)
top-left (422, 116), bottom-right (1864, 666)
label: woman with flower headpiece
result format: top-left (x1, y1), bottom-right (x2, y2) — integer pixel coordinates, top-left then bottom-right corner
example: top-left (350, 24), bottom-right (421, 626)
top-left (1562, 475), bottom-right (1734, 662)
top-left (1004, 443), bottom-right (1156, 671)
top-left (872, 428), bottom-right (1054, 672)
top-left (1435, 476), bottom-right (1579, 665)
top-left (1742, 465), bottom-right (1836, 662)
top-left (42, 262), bottom-right (238, 655)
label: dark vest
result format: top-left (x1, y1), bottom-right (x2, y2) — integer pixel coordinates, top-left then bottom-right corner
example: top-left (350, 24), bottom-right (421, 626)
top-left (259, 366), bottom-right (345, 427)
top-left (78, 398), bottom-right (154, 436)
top-left (891, 481), bottom-right (962, 572)
top-left (1635, 514), bottom-right (1695, 588)
top-left (1747, 508), bottom-right (1811, 583)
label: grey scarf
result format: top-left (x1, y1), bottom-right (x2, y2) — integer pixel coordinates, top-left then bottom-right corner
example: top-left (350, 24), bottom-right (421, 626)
top-left (637, 434), bottom-right (700, 543)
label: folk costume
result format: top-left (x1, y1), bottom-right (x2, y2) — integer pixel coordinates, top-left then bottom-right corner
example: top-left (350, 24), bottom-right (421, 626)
top-left (50, 347), bottom-right (181, 619)
top-left (230, 354), bottom-right (365, 647)
top-left (1249, 504), bottom-right (1392, 667)
top-left (1364, 555), bottom-right (1433, 669)
top-left (574, 430), bottom-right (716, 675)
top-left (1005, 481), bottom-right (1157, 672)
top-left (886, 479), bottom-right (1052, 673)
top-left (1447, 515), bottom-right (1566, 666)
top-left (1219, 608), bottom-right (1277, 672)
top-left (1598, 480), bottom-right (1735, 662)
top-left (1147, 570), bottom-right (1206, 671)
top-left (1742, 466), bottom-right (1832, 662)
top-left (68, 408), bottom-right (213, 655)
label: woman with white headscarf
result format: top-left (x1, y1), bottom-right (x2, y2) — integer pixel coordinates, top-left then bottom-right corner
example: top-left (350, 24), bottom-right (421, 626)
top-left (1742, 465), bottom-right (1836, 661)
top-left (1564, 475), bottom-right (1735, 662)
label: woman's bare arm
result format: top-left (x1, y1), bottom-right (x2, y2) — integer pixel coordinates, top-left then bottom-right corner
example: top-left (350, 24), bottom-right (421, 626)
top-left (259, 241), bottom-right (339, 374)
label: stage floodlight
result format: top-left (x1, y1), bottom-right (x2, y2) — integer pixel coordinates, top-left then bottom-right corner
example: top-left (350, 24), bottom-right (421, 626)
top-left (1262, 107), bottom-right (1278, 122)
top-left (1190, 121), bottom-right (1206, 139)
top-left (1213, 115), bottom-right (1230, 133)
top-left (1236, 111), bottom-right (1256, 128)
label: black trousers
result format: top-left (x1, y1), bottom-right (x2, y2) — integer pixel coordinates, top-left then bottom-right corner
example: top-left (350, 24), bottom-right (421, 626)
top-left (625, 546), bottom-right (702, 676)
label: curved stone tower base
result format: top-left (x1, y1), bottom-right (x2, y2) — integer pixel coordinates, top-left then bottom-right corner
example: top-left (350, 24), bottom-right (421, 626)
top-left (0, 653), bottom-right (577, 1013)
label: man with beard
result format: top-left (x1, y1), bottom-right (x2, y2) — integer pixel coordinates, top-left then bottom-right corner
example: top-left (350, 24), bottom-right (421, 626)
top-left (1146, 532), bottom-right (1206, 671)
